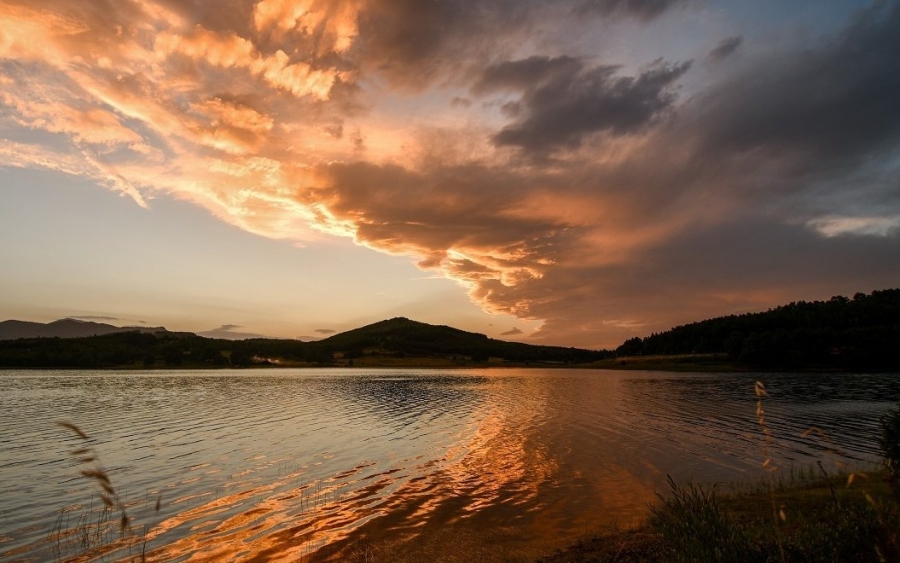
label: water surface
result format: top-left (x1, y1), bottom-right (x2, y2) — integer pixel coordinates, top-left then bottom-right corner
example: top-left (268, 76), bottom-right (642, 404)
top-left (1, 369), bottom-right (896, 561)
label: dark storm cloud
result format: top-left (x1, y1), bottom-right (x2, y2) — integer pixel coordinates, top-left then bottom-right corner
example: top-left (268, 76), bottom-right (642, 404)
top-left (699, 3), bottom-right (900, 164)
top-left (471, 56), bottom-right (584, 95)
top-left (500, 327), bottom-right (523, 336)
top-left (355, 0), bottom-right (534, 89)
top-left (353, 0), bottom-right (683, 89)
top-left (315, 328), bottom-right (337, 334)
top-left (480, 58), bottom-right (691, 155)
top-left (640, 219), bottom-right (900, 293)
top-left (575, 0), bottom-right (690, 20)
top-left (520, 219), bottom-right (900, 347)
top-left (708, 35), bottom-right (742, 61)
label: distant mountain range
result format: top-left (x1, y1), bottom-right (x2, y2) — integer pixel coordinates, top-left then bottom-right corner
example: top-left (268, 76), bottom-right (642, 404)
top-left (0, 318), bottom-right (170, 340)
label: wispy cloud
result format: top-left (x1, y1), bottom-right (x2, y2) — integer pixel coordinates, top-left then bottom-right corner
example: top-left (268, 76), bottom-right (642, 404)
top-left (708, 35), bottom-right (743, 61)
top-left (500, 327), bottom-right (524, 336)
top-left (69, 315), bottom-right (122, 322)
top-left (198, 324), bottom-right (267, 340)
top-left (807, 216), bottom-right (900, 238)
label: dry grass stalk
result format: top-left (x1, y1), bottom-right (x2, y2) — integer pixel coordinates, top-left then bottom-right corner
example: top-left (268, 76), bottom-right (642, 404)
top-left (55, 421), bottom-right (135, 551)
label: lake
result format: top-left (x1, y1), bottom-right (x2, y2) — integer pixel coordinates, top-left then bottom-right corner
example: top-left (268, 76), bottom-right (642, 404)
top-left (1, 369), bottom-right (897, 562)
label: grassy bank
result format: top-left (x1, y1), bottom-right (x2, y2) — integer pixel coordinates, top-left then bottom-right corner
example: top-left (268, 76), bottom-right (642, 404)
top-left (539, 467), bottom-right (900, 562)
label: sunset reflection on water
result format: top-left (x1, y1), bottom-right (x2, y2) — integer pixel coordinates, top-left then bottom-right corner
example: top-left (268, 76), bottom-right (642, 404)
top-left (1, 369), bottom-right (895, 561)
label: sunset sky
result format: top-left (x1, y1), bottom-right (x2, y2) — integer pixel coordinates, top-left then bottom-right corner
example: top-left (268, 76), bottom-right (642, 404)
top-left (1, 0), bottom-right (898, 348)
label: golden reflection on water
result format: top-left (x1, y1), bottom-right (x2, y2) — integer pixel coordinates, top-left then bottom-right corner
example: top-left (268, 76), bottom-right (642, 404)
top-left (144, 401), bottom-right (553, 561)
top-left (142, 372), bottom-right (658, 562)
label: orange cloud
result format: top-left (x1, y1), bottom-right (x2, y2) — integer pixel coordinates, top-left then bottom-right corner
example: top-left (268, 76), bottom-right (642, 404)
top-left (254, 0), bottom-right (360, 54)
top-left (155, 26), bottom-right (339, 99)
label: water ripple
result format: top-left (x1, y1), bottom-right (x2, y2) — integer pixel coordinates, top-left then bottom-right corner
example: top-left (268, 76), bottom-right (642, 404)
top-left (0, 369), bottom-right (896, 561)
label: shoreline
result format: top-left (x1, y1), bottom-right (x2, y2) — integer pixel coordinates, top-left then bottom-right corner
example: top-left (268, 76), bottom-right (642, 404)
top-left (1, 353), bottom-right (889, 372)
top-left (538, 467), bottom-right (897, 562)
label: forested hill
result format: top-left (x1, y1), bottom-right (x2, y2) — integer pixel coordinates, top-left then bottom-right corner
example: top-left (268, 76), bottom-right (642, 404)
top-left (616, 289), bottom-right (900, 370)
top-left (318, 317), bottom-right (608, 363)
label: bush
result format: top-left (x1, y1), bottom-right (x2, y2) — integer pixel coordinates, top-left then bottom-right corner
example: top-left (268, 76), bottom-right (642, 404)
top-left (649, 477), bottom-right (760, 562)
top-left (648, 473), bottom-right (897, 562)
top-left (879, 404), bottom-right (900, 495)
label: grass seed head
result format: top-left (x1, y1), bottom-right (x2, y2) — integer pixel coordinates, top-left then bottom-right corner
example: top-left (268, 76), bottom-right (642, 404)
top-left (57, 421), bottom-right (89, 440)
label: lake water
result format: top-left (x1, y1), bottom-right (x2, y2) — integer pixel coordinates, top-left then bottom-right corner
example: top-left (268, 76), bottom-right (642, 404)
top-left (1, 369), bottom-right (897, 562)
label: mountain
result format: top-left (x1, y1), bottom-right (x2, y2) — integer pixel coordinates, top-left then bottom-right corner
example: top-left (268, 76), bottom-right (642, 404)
top-left (0, 318), bottom-right (170, 340)
top-left (316, 317), bottom-right (607, 363)
top-left (320, 317), bottom-right (488, 350)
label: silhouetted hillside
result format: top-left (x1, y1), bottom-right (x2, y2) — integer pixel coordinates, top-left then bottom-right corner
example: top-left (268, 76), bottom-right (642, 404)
top-left (0, 317), bottom-right (609, 368)
top-left (321, 317), bottom-right (486, 348)
top-left (318, 317), bottom-right (608, 364)
top-left (616, 289), bottom-right (900, 370)
top-left (5, 290), bottom-right (897, 371)
top-left (0, 318), bottom-right (169, 340)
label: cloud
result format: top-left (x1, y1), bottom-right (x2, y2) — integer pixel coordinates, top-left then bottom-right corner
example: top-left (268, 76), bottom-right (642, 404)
top-left (512, 219), bottom-right (900, 347)
top-left (352, 0), bottom-right (684, 90)
top-left (3, 0), bottom-right (900, 349)
top-left (472, 56), bottom-right (584, 95)
top-left (807, 215), bottom-right (900, 238)
top-left (697, 3), bottom-right (900, 164)
top-left (70, 315), bottom-right (122, 322)
top-left (575, 0), bottom-right (689, 20)
top-left (155, 26), bottom-right (339, 99)
top-left (476, 57), bottom-right (692, 155)
top-left (500, 327), bottom-right (523, 336)
top-left (315, 328), bottom-right (337, 334)
top-left (708, 35), bottom-right (743, 61)
top-left (198, 324), bottom-right (267, 340)
top-left (352, 0), bottom-right (539, 89)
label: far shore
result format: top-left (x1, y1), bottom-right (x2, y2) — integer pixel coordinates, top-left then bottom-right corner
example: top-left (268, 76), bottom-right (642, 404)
top-left (1, 352), bottom-right (884, 372)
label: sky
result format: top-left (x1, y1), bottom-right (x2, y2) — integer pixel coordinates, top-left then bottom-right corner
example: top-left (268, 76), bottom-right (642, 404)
top-left (0, 0), bottom-right (898, 348)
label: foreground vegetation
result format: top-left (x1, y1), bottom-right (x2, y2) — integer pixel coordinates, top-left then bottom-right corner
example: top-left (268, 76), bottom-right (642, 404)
top-left (541, 469), bottom-right (899, 562)
top-left (541, 404), bottom-right (900, 562)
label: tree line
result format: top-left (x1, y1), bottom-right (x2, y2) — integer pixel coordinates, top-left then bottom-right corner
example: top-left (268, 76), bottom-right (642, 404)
top-left (615, 289), bottom-right (900, 370)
